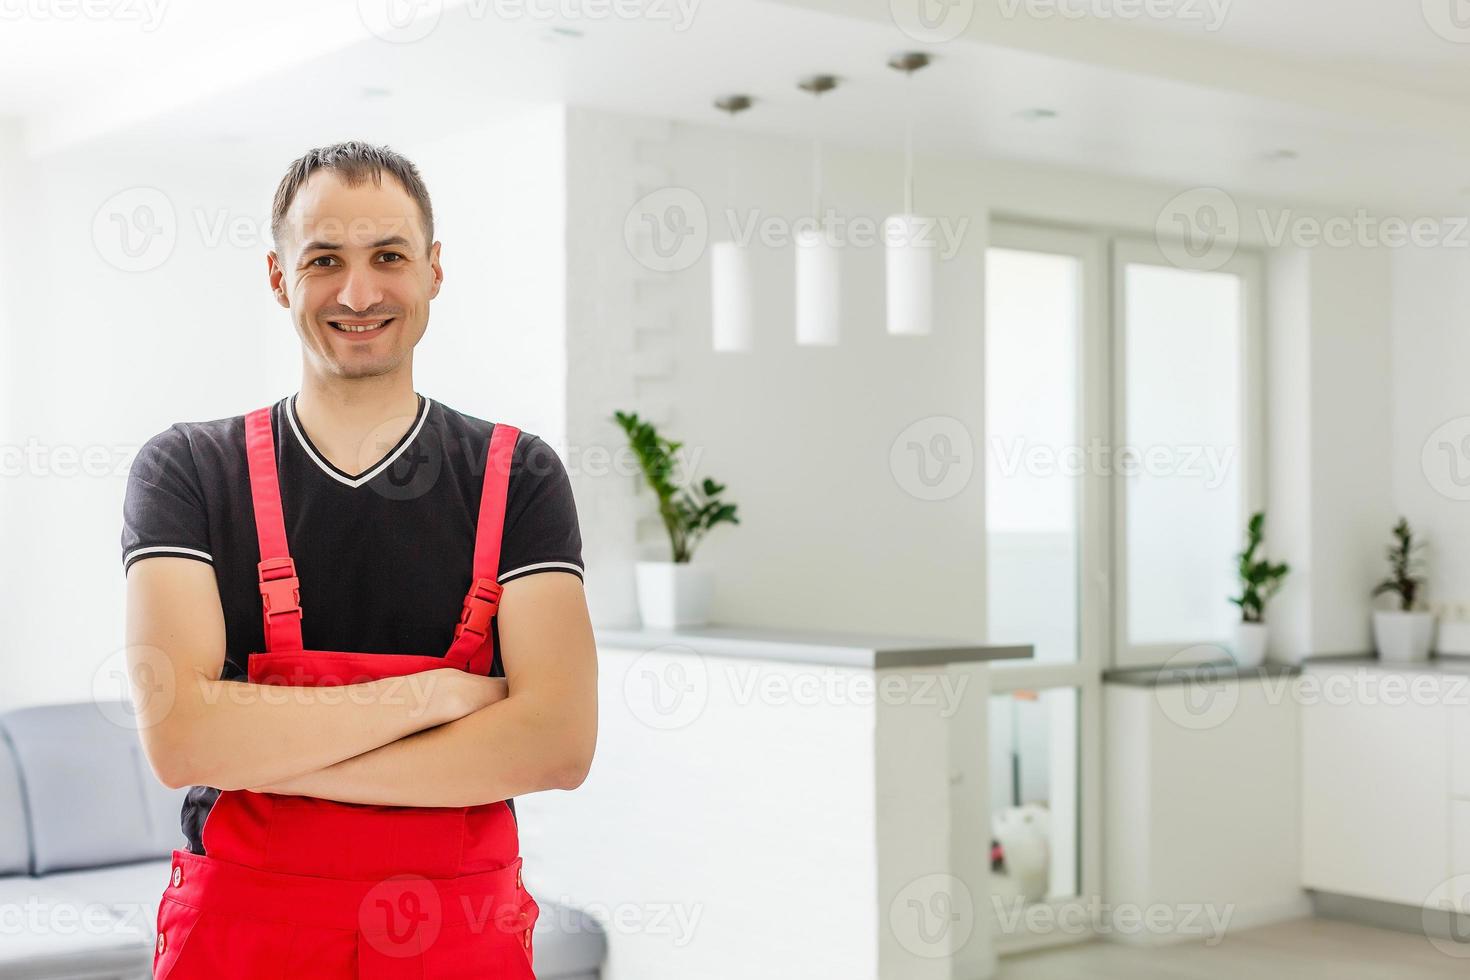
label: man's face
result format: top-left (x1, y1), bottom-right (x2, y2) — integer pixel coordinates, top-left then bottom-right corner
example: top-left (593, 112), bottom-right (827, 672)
top-left (267, 170), bottom-right (441, 381)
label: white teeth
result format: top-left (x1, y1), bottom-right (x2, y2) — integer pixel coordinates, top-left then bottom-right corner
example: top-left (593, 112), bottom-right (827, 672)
top-left (331, 321), bottom-right (386, 333)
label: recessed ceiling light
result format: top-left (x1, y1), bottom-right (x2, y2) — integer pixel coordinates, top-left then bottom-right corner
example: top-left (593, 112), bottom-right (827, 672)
top-left (361, 87), bottom-right (392, 99)
top-left (1262, 149), bottom-right (1298, 162)
top-left (548, 25), bottom-right (583, 38)
top-left (1015, 108), bottom-right (1058, 121)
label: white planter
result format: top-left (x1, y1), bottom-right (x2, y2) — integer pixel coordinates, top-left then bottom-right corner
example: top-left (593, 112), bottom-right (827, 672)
top-left (1231, 621), bottom-right (1269, 668)
top-left (635, 561), bottom-right (713, 629)
top-left (1373, 610), bottom-right (1436, 663)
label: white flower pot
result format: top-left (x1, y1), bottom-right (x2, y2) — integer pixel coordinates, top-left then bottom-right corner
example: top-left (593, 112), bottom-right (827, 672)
top-left (1373, 610), bottom-right (1435, 663)
top-left (635, 561), bottom-right (713, 629)
top-left (1231, 621), bottom-right (1269, 668)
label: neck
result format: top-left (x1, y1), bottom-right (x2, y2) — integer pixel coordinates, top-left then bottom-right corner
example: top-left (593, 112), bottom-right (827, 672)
top-left (292, 373), bottom-right (421, 476)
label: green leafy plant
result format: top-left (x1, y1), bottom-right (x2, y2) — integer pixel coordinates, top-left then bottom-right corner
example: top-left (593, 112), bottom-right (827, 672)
top-left (613, 410), bottom-right (740, 563)
top-left (1230, 511), bottom-right (1289, 623)
top-left (1371, 517), bottom-right (1425, 612)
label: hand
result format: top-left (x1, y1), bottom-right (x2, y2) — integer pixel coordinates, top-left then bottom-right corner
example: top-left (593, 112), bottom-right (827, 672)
top-left (426, 668), bottom-right (510, 723)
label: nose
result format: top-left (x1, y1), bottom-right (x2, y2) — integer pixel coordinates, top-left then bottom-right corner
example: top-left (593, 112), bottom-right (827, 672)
top-left (336, 259), bottom-right (385, 314)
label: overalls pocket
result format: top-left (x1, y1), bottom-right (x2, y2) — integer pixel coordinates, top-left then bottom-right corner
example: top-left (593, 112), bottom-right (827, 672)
top-left (151, 896), bottom-right (203, 980)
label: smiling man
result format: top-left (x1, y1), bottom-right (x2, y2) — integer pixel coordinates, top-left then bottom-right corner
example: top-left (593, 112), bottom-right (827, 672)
top-left (121, 141), bottom-right (597, 978)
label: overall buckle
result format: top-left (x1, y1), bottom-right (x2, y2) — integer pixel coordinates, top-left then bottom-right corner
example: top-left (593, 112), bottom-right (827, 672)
top-left (454, 577), bottom-right (503, 641)
top-left (257, 556), bottom-right (302, 621)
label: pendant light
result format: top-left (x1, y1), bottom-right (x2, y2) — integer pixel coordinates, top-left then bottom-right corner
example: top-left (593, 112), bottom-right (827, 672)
top-left (795, 74), bottom-right (841, 347)
top-left (711, 94), bottom-right (755, 353)
top-left (885, 52), bottom-right (934, 337)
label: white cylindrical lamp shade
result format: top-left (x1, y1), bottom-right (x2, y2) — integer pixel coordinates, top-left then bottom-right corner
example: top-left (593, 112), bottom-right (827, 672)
top-left (795, 226), bottom-right (841, 346)
top-left (711, 241), bottom-right (754, 352)
top-left (884, 212), bottom-right (935, 336)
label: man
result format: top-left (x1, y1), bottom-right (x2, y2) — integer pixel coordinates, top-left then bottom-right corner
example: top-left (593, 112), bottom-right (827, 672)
top-left (121, 140), bottom-right (597, 977)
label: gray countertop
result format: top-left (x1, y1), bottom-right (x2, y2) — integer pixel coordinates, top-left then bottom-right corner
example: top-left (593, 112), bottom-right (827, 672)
top-left (1105, 652), bottom-right (1470, 686)
top-left (593, 624), bottom-right (1033, 669)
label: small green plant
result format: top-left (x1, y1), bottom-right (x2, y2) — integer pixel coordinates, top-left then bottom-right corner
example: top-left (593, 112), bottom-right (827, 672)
top-left (1231, 511), bottom-right (1289, 623)
top-left (613, 410), bottom-right (740, 563)
top-left (1372, 517), bottom-right (1425, 612)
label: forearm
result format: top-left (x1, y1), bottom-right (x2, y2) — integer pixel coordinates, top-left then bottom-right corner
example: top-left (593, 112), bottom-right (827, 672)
top-left (253, 693), bottom-right (594, 807)
top-left (150, 669), bottom-right (468, 791)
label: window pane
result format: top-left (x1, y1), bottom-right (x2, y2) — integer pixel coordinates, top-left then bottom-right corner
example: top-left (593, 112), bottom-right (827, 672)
top-left (985, 248), bottom-right (1080, 665)
top-left (988, 687), bottom-right (1080, 916)
top-left (1123, 263), bottom-right (1242, 646)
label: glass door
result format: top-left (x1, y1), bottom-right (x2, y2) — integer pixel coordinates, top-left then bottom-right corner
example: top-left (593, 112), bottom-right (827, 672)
top-left (984, 223), bottom-right (1106, 953)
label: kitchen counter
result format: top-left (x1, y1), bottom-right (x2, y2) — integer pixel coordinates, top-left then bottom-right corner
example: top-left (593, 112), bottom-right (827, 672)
top-left (594, 623), bottom-right (1032, 668)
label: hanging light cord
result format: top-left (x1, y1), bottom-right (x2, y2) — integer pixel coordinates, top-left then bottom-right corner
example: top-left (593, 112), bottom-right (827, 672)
top-left (903, 70), bottom-right (915, 216)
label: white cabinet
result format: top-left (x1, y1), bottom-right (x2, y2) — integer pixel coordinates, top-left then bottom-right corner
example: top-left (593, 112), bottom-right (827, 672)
top-left (1300, 667), bottom-right (1451, 907)
top-left (1454, 802), bottom-right (1470, 878)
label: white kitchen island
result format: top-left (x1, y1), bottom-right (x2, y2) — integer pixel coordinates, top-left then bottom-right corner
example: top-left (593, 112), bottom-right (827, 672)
top-left (514, 625), bottom-right (1031, 980)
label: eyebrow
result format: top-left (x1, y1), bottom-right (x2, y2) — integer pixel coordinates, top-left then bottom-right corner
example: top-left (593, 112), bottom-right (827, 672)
top-left (301, 234), bottom-right (413, 253)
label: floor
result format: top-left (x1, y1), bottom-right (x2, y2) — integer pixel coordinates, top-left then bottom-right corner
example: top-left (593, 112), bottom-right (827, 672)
top-left (999, 918), bottom-right (1467, 979)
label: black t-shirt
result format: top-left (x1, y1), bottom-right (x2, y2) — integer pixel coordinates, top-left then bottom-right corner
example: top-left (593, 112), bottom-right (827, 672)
top-left (120, 392), bottom-right (584, 854)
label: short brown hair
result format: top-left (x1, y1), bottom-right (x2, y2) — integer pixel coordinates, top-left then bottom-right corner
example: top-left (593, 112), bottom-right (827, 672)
top-left (270, 140), bottom-right (434, 250)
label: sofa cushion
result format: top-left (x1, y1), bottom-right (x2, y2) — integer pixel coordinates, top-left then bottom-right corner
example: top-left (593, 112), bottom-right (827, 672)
top-left (534, 901), bottom-right (609, 978)
top-left (1, 702), bottom-right (187, 874)
top-left (0, 873), bottom-right (152, 976)
top-left (0, 731), bottom-right (29, 876)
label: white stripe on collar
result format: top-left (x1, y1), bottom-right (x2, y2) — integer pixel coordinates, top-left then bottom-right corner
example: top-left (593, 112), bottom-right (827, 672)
top-left (285, 394), bottom-right (433, 488)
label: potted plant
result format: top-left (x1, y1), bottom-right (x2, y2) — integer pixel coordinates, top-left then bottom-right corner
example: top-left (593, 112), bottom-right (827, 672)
top-left (614, 410), bottom-right (740, 628)
top-left (1229, 511), bottom-right (1289, 667)
top-left (1371, 517), bottom-right (1434, 663)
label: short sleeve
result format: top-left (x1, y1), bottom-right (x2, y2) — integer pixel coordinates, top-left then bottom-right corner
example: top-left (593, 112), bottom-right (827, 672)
top-left (121, 425), bottom-right (213, 574)
top-left (497, 431), bottom-right (584, 584)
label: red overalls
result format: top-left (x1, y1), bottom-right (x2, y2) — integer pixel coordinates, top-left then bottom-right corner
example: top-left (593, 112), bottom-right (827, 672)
top-left (152, 405), bottom-right (539, 978)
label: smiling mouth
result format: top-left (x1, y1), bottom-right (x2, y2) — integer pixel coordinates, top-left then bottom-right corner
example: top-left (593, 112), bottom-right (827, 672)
top-left (328, 318), bottom-right (393, 334)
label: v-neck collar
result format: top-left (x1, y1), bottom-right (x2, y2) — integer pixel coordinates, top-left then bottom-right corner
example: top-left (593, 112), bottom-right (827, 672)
top-left (284, 392), bottom-right (431, 488)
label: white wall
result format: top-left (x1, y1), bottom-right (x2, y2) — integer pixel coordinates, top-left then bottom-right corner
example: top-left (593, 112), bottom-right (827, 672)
top-left (0, 105), bottom-right (567, 710)
top-left (1391, 244), bottom-right (1470, 614)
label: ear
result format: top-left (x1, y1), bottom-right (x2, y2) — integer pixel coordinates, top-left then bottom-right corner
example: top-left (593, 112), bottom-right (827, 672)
top-left (266, 251), bottom-right (290, 308)
top-left (427, 240), bottom-right (444, 300)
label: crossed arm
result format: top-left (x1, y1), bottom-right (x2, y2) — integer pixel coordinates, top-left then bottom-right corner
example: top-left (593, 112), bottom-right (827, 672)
top-left (125, 557), bottom-right (597, 808)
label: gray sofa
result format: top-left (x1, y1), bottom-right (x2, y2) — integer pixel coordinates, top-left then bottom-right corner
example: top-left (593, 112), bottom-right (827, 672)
top-left (0, 701), bottom-right (605, 979)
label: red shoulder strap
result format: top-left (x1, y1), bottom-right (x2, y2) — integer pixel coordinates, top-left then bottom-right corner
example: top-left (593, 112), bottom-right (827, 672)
top-left (443, 423), bottom-right (520, 672)
top-left (244, 405), bottom-right (304, 653)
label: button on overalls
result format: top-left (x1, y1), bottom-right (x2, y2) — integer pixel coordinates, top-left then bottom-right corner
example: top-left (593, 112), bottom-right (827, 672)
top-left (152, 406), bottom-right (539, 978)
